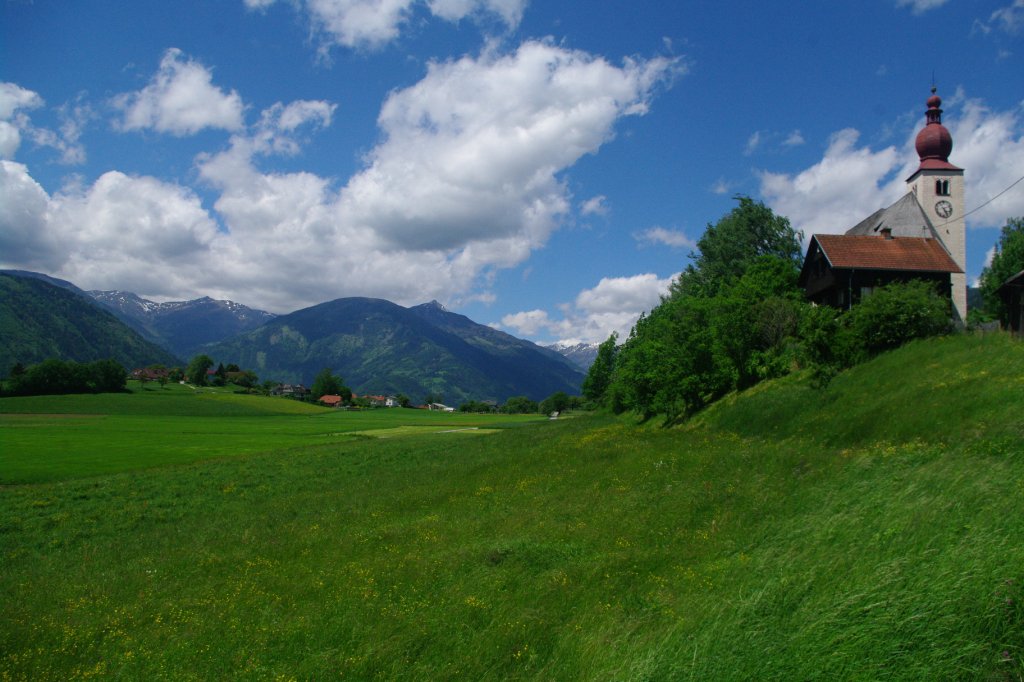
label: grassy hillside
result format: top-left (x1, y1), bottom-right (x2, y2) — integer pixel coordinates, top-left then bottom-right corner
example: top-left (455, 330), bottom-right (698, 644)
top-left (1, 333), bottom-right (1021, 679)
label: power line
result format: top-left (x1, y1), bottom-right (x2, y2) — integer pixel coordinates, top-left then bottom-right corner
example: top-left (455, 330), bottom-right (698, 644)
top-left (961, 173), bottom-right (1024, 221)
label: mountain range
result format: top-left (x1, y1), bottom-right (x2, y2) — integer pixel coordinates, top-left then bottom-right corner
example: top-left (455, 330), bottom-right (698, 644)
top-left (1, 270), bottom-right (585, 402)
top-left (88, 290), bottom-right (276, 359)
top-left (0, 272), bottom-right (180, 373)
top-left (544, 342), bottom-right (600, 371)
top-left (205, 298), bottom-right (584, 403)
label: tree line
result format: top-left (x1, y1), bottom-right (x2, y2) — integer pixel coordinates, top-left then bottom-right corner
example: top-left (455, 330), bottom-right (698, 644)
top-left (583, 198), bottom-right (1023, 423)
top-left (2, 358), bottom-right (128, 396)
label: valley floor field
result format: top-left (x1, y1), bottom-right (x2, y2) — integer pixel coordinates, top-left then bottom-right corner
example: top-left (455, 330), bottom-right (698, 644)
top-left (1, 334), bottom-right (1022, 680)
top-left (0, 384), bottom-right (542, 484)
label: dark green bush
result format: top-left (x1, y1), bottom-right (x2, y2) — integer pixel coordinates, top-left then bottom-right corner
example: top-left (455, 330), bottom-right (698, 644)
top-left (844, 280), bottom-right (951, 360)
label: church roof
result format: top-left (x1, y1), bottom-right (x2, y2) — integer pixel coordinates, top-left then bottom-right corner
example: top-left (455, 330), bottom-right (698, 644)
top-left (811, 233), bottom-right (962, 274)
top-left (844, 191), bottom-right (939, 240)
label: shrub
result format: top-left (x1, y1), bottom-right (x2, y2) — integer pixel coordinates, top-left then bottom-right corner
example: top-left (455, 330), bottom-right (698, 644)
top-left (844, 280), bottom-right (951, 360)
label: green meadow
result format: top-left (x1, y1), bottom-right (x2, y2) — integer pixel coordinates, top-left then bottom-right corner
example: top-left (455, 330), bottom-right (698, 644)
top-left (2, 334), bottom-right (1022, 680)
top-left (0, 383), bottom-right (541, 484)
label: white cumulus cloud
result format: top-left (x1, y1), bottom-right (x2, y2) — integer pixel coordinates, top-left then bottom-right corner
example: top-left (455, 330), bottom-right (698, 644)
top-left (501, 272), bottom-right (675, 344)
top-left (0, 160), bottom-right (220, 296)
top-left (337, 40), bottom-right (679, 253)
top-left (113, 48), bottom-right (245, 136)
top-left (0, 41), bottom-right (679, 313)
top-left (758, 128), bottom-right (903, 238)
top-left (250, 0), bottom-right (529, 52)
top-left (0, 160), bottom-right (60, 270)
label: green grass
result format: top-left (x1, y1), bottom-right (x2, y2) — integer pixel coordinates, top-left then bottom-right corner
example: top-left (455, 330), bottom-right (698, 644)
top-left (0, 384), bottom-right (543, 483)
top-left (1, 333), bottom-right (1022, 680)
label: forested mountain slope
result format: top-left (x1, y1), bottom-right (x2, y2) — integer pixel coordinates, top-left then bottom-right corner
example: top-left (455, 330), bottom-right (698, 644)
top-left (0, 273), bottom-right (180, 374)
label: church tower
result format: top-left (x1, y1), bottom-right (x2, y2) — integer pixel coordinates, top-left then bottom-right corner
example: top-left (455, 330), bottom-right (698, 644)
top-left (906, 87), bottom-right (966, 322)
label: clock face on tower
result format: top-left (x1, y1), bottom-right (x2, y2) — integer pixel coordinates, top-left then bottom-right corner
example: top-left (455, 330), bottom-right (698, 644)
top-left (935, 200), bottom-right (953, 219)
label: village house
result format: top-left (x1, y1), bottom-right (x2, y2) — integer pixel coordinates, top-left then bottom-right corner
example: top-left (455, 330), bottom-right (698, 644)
top-left (272, 383), bottom-right (310, 399)
top-left (800, 88), bottom-right (967, 322)
top-left (131, 367), bottom-right (170, 382)
top-left (318, 394), bottom-right (343, 407)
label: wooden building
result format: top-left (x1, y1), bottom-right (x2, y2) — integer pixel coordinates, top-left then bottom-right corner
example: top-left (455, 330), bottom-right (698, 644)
top-left (799, 230), bottom-right (961, 309)
top-left (999, 270), bottom-right (1024, 336)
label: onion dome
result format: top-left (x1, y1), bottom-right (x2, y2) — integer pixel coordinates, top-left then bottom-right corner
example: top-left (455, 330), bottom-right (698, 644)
top-left (915, 87), bottom-right (953, 165)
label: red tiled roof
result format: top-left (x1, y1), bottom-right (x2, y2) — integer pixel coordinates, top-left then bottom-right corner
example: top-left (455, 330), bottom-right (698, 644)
top-left (814, 234), bottom-right (962, 273)
top-left (319, 394), bottom-right (343, 405)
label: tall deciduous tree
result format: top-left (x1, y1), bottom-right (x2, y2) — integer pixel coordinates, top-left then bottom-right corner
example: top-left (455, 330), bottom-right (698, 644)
top-left (186, 354), bottom-right (214, 386)
top-left (670, 195), bottom-right (802, 299)
top-left (539, 391), bottom-right (571, 416)
top-left (979, 217), bottom-right (1024, 324)
top-left (582, 332), bottom-right (618, 405)
top-left (609, 198), bottom-right (806, 421)
top-left (311, 368), bottom-right (343, 399)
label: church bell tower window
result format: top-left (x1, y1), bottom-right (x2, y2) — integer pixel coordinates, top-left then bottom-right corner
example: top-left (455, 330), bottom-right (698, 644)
top-left (935, 179), bottom-right (950, 196)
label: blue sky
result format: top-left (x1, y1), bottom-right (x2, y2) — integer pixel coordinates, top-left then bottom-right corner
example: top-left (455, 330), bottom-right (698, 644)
top-left (2, 0), bottom-right (1022, 345)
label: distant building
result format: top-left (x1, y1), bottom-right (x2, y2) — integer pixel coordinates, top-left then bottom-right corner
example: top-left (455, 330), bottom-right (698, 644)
top-left (318, 394), bottom-right (343, 407)
top-left (272, 383), bottom-right (310, 398)
top-left (800, 88), bottom-right (967, 321)
top-left (131, 367), bottom-right (169, 381)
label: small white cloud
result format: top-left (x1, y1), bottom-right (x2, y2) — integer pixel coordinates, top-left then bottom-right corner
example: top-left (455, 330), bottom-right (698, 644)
top-left (113, 48), bottom-right (245, 136)
top-left (710, 177), bottom-right (732, 195)
top-left (744, 130), bottom-right (761, 156)
top-left (276, 99), bottom-right (335, 131)
top-left (0, 82), bottom-right (43, 120)
top-left (500, 309), bottom-right (552, 336)
top-left (633, 226), bottom-right (695, 249)
top-left (895, 0), bottom-right (951, 15)
top-left (983, 245), bottom-right (997, 269)
top-left (0, 83), bottom-right (88, 164)
top-left (987, 0), bottom-right (1024, 34)
top-left (580, 195), bottom-right (609, 216)
top-left (25, 98), bottom-right (92, 165)
top-left (0, 82), bottom-right (44, 159)
top-left (427, 0), bottom-right (527, 28)
top-left (783, 129), bottom-right (805, 147)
